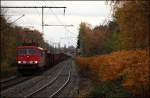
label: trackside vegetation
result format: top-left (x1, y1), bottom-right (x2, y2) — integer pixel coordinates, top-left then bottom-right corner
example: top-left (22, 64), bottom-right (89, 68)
top-left (0, 8), bottom-right (52, 79)
top-left (76, 1), bottom-right (150, 98)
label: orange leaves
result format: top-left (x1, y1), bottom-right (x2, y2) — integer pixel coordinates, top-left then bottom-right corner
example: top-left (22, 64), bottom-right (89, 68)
top-left (114, 1), bottom-right (150, 49)
top-left (75, 49), bottom-right (149, 96)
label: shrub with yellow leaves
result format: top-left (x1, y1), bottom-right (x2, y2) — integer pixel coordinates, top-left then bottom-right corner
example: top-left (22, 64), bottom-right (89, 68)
top-left (75, 50), bottom-right (149, 97)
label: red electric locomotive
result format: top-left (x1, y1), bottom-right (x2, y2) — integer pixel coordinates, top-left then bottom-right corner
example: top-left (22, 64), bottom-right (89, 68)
top-left (16, 45), bottom-right (47, 73)
top-left (16, 42), bottom-right (70, 75)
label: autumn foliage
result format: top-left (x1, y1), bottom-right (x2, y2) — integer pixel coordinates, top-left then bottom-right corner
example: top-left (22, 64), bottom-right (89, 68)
top-left (0, 9), bottom-right (52, 79)
top-left (77, 1), bottom-right (150, 57)
top-left (76, 1), bottom-right (150, 97)
top-left (75, 50), bottom-right (149, 96)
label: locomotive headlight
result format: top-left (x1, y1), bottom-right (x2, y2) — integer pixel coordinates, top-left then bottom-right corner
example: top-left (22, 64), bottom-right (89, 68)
top-left (29, 61), bottom-right (33, 64)
top-left (34, 61), bottom-right (38, 64)
top-left (23, 61), bottom-right (27, 64)
top-left (18, 61), bottom-right (21, 64)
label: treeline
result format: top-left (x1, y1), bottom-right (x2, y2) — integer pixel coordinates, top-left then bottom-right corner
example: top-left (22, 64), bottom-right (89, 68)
top-left (0, 8), bottom-right (52, 71)
top-left (77, 0), bottom-right (149, 56)
top-left (76, 1), bottom-right (150, 97)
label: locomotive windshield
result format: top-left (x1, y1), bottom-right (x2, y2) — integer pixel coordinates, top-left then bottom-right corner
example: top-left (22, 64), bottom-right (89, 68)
top-left (18, 49), bottom-right (27, 55)
top-left (18, 48), bottom-right (38, 55)
top-left (28, 49), bottom-right (37, 55)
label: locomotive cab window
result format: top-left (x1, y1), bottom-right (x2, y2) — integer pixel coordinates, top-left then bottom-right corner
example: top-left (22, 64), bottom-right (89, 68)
top-left (28, 49), bottom-right (37, 55)
top-left (18, 49), bottom-right (26, 55)
top-left (18, 48), bottom-right (38, 55)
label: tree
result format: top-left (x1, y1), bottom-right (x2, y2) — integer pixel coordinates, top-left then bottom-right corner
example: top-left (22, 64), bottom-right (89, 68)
top-left (111, 1), bottom-right (150, 50)
top-left (78, 22), bottom-right (87, 56)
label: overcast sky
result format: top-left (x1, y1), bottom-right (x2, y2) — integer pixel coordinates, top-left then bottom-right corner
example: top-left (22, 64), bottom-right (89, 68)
top-left (1, 1), bottom-right (112, 48)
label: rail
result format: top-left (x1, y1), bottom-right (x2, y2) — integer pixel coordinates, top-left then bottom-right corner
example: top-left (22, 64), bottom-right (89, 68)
top-left (0, 76), bottom-right (17, 83)
top-left (50, 70), bottom-right (71, 98)
top-left (24, 66), bottom-right (64, 98)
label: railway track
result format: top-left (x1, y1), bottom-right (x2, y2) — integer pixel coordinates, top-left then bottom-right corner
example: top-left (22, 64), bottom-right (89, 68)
top-left (1, 60), bottom-right (72, 98)
top-left (24, 66), bottom-right (65, 98)
top-left (50, 70), bottom-right (71, 98)
top-left (0, 75), bottom-right (17, 83)
top-left (0, 76), bottom-right (33, 91)
top-left (24, 64), bottom-right (71, 98)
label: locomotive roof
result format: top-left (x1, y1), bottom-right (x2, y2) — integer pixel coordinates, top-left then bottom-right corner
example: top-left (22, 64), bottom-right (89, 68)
top-left (17, 46), bottom-right (44, 50)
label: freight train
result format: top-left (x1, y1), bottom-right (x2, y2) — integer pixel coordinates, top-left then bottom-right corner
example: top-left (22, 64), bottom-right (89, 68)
top-left (16, 43), bottom-right (69, 75)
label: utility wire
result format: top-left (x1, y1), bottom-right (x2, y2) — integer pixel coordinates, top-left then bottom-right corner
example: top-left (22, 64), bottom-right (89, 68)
top-left (36, 1), bottom-right (50, 22)
top-left (1, 14), bottom-right (25, 30)
top-left (43, 1), bottom-right (78, 47)
top-left (102, 4), bottom-right (113, 26)
top-left (34, 6), bottom-right (41, 16)
top-left (44, 1), bottom-right (77, 36)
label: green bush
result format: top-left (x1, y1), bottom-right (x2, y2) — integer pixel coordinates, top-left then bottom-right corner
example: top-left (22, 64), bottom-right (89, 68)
top-left (105, 32), bottom-right (121, 53)
top-left (90, 76), bottom-right (134, 98)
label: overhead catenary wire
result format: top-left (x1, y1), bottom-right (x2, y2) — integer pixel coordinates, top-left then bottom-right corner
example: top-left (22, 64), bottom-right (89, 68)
top-left (43, 1), bottom-right (77, 36)
top-left (102, 4), bottom-right (113, 26)
top-left (43, 1), bottom-right (77, 47)
top-left (42, 1), bottom-right (75, 39)
top-left (1, 14), bottom-right (25, 30)
top-left (35, 1), bottom-right (50, 23)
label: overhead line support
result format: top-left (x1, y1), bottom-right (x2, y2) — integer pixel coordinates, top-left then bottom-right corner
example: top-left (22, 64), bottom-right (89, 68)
top-left (1, 6), bottom-right (66, 9)
top-left (1, 6), bottom-right (67, 33)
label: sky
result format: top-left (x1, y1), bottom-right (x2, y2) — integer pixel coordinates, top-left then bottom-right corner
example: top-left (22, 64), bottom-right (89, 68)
top-left (1, 1), bottom-right (112, 48)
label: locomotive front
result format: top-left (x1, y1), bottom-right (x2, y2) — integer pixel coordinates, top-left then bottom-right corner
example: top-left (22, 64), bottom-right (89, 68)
top-left (16, 46), bottom-right (46, 73)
